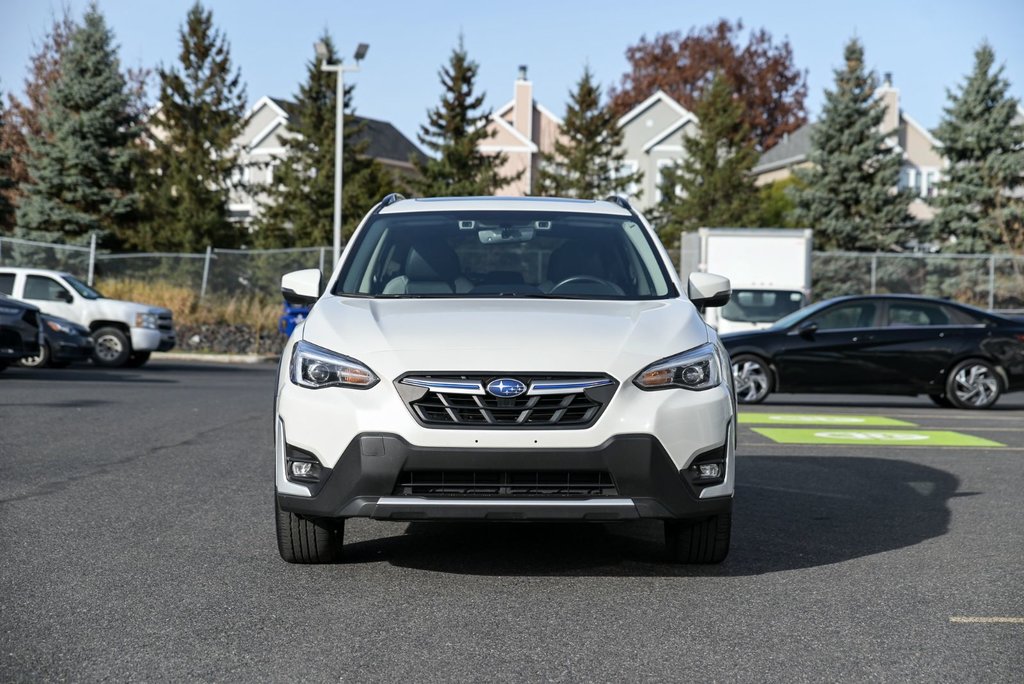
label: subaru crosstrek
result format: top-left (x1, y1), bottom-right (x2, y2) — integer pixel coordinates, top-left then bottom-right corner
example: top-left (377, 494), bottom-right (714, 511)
top-left (274, 195), bottom-right (735, 564)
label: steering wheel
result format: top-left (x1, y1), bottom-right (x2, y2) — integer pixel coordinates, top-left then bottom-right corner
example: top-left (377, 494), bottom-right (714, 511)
top-left (549, 275), bottom-right (625, 296)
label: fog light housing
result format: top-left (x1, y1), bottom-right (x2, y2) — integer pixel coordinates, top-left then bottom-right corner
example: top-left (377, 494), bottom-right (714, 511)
top-left (695, 463), bottom-right (722, 479)
top-left (682, 445), bottom-right (727, 489)
top-left (286, 458), bottom-right (322, 483)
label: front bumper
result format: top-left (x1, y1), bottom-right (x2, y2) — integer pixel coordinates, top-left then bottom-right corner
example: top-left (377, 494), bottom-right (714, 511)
top-left (130, 327), bottom-right (176, 352)
top-left (276, 432), bottom-right (733, 521)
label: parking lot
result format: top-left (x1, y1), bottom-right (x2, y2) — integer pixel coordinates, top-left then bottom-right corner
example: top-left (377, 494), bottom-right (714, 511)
top-left (2, 360), bottom-right (1022, 681)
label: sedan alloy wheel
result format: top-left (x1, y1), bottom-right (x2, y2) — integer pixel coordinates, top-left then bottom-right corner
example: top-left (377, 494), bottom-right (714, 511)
top-left (732, 355), bottom-right (772, 404)
top-left (948, 361), bottom-right (1001, 409)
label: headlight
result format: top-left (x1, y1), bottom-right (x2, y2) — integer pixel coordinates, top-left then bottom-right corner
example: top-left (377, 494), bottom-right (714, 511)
top-left (45, 319), bottom-right (74, 334)
top-left (634, 342), bottom-right (723, 391)
top-left (290, 340), bottom-right (379, 390)
top-left (135, 312), bottom-right (158, 329)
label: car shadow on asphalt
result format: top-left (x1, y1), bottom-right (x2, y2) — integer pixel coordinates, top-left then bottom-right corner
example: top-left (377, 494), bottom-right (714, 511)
top-left (339, 456), bottom-right (967, 577)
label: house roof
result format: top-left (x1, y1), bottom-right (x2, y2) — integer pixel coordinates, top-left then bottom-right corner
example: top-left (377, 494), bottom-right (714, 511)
top-left (617, 89), bottom-right (692, 128)
top-left (249, 96), bottom-right (426, 164)
top-left (753, 123), bottom-right (815, 174)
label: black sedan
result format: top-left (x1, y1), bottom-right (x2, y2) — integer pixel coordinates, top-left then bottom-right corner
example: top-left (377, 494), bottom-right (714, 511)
top-left (721, 295), bottom-right (1024, 409)
top-left (18, 314), bottom-right (94, 368)
top-left (0, 295), bottom-right (42, 371)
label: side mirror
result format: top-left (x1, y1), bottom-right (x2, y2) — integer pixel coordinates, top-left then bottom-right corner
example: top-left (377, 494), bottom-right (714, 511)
top-left (281, 269), bottom-right (324, 306)
top-left (59, 290), bottom-right (74, 303)
top-left (688, 272), bottom-right (731, 308)
top-left (796, 321), bottom-right (818, 337)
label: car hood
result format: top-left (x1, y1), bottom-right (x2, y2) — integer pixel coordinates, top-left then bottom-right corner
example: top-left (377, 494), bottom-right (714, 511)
top-left (302, 296), bottom-right (710, 379)
top-left (90, 299), bottom-right (172, 317)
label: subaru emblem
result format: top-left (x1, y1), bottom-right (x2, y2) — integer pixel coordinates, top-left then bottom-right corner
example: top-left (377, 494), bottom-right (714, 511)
top-left (486, 378), bottom-right (527, 398)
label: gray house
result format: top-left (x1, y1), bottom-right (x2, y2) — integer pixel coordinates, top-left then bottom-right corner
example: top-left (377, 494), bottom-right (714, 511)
top-left (229, 96), bottom-right (426, 224)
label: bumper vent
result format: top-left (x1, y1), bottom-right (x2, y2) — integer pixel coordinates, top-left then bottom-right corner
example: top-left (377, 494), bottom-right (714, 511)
top-left (397, 374), bottom-right (617, 429)
top-left (394, 470), bottom-right (618, 498)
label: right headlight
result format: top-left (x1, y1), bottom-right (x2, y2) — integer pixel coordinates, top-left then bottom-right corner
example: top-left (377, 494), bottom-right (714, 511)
top-left (290, 340), bottom-right (379, 390)
top-left (633, 342), bottom-right (723, 391)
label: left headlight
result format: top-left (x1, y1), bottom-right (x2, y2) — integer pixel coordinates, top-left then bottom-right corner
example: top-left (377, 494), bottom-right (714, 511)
top-left (290, 340), bottom-right (379, 390)
top-left (135, 312), bottom-right (158, 329)
top-left (45, 319), bottom-right (74, 334)
top-left (634, 342), bottom-right (723, 391)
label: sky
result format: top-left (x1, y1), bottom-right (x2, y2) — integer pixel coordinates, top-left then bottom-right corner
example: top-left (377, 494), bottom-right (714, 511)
top-left (1, 0), bottom-right (1022, 150)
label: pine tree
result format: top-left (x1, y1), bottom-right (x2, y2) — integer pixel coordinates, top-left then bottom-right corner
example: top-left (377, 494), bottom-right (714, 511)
top-left (15, 5), bottom-right (139, 246)
top-left (135, 2), bottom-right (246, 251)
top-left (412, 37), bottom-right (519, 197)
top-left (0, 90), bottom-right (15, 232)
top-left (792, 39), bottom-right (914, 251)
top-left (537, 67), bottom-right (641, 199)
top-left (657, 73), bottom-right (760, 248)
top-left (255, 35), bottom-right (394, 248)
top-left (932, 43), bottom-right (1024, 253)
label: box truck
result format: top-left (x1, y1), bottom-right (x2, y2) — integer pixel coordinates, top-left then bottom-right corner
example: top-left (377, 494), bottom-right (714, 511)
top-left (680, 228), bottom-right (813, 334)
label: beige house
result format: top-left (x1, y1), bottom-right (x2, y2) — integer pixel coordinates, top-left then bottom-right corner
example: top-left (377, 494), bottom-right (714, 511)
top-left (479, 66), bottom-right (563, 196)
top-left (752, 74), bottom-right (944, 221)
top-left (615, 90), bottom-right (699, 212)
top-left (229, 96), bottom-right (425, 223)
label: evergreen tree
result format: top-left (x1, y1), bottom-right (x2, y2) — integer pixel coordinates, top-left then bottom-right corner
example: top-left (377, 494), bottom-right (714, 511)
top-left (932, 43), bottom-right (1024, 253)
top-left (0, 89), bottom-right (15, 232)
top-left (537, 66), bottom-right (641, 199)
top-left (792, 39), bottom-right (913, 251)
top-left (255, 35), bottom-right (394, 248)
top-left (657, 73), bottom-right (760, 248)
top-left (15, 5), bottom-right (139, 246)
top-left (135, 2), bottom-right (246, 251)
top-left (412, 37), bottom-right (519, 197)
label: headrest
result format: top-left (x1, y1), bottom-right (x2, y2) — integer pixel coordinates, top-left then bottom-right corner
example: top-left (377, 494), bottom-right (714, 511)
top-left (405, 243), bottom-right (461, 282)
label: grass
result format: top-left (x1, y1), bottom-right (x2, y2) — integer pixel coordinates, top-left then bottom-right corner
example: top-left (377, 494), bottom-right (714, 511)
top-left (96, 278), bottom-right (282, 327)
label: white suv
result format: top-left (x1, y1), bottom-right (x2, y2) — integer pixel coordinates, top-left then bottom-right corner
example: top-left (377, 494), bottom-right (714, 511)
top-left (275, 195), bottom-right (735, 564)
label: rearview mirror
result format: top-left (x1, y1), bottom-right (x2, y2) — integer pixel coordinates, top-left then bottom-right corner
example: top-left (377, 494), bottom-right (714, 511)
top-left (281, 269), bottom-right (324, 306)
top-left (688, 272), bottom-right (731, 308)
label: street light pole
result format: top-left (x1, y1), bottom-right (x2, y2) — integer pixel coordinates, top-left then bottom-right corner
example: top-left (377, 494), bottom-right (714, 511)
top-left (316, 42), bottom-right (368, 269)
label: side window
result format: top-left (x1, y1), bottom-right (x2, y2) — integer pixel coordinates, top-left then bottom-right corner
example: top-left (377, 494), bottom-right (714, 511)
top-left (0, 273), bottom-right (14, 295)
top-left (886, 302), bottom-right (950, 327)
top-left (811, 302), bottom-right (878, 330)
top-left (24, 275), bottom-right (72, 302)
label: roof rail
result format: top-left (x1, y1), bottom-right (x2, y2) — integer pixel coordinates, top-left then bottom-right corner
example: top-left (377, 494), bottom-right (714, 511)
top-left (380, 192), bottom-right (406, 208)
top-left (603, 195), bottom-right (631, 211)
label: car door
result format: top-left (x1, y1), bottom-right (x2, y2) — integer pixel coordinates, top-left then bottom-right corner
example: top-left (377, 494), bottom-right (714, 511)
top-left (866, 300), bottom-right (969, 394)
top-left (21, 274), bottom-right (79, 321)
top-left (773, 299), bottom-right (888, 392)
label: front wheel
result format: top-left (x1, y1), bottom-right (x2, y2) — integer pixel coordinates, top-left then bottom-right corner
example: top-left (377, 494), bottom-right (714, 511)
top-left (946, 359), bottom-right (1002, 409)
top-left (731, 354), bottom-right (773, 404)
top-left (276, 497), bottom-right (345, 564)
top-left (18, 342), bottom-right (50, 368)
top-left (91, 327), bottom-right (131, 367)
top-left (665, 512), bottom-right (731, 564)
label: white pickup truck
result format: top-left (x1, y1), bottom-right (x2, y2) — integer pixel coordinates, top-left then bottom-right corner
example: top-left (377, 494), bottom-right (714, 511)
top-left (0, 267), bottom-right (175, 367)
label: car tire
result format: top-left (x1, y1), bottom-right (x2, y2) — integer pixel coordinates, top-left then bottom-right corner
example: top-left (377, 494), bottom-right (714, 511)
top-left (945, 359), bottom-right (1002, 410)
top-left (18, 342), bottom-right (50, 368)
top-left (124, 351), bottom-right (151, 368)
top-left (665, 511), bottom-right (731, 564)
top-left (91, 327), bottom-right (131, 367)
top-left (929, 393), bottom-right (953, 408)
top-left (276, 497), bottom-right (345, 564)
top-left (731, 354), bottom-right (772, 404)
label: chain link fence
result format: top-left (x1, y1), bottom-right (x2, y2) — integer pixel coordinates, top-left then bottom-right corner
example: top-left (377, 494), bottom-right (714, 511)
top-left (0, 236), bottom-right (333, 299)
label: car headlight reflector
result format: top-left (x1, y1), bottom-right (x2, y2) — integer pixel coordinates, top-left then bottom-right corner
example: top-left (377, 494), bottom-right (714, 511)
top-left (290, 340), bottom-right (378, 390)
top-left (634, 342), bottom-right (723, 391)
top-left (135, 312), bottom-right (158, 329)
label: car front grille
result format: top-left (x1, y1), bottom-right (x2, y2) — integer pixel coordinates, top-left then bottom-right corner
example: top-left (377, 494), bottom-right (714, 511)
top-left (157, 313), bottom-right (173, 331)
top-left (397, 374), bottom-right (617, 429)
top-left (393, 470), bottom-right (618, 498)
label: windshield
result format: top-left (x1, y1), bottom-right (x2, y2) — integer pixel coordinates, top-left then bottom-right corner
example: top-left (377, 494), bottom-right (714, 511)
top-left (334, 210), bottom-right (675, 300)
top-left (770, 299), bottom-right (834, 330)
top-left (720, 289), bottom-right (805, 323)
top-left (62, 274), bottom-right (103, 299)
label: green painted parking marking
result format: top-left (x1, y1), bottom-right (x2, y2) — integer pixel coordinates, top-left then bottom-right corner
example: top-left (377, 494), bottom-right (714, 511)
top-left (739, 413), bottom-right (916, 427)
top-left (751, 428), bottom-right (1005, 447)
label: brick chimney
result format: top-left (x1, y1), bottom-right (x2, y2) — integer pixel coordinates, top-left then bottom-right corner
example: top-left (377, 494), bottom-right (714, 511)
top-left (514, 65), bottom-right (532, 140)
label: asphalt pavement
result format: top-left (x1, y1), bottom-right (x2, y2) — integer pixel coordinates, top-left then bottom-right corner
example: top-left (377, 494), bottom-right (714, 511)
top-left (1, 360), bottom-right (1022, 681)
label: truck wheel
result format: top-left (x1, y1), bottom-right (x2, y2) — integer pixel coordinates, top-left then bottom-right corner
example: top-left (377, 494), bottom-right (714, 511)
top-left (276, 497), bottom-right (344, 564)
top-left (124, 351), bottom-right (151, 368)
top-left (731, 354), bottom-right (772, 404)
top-left (665, 511), bottom-right (731, 564)
top-left (92, 327), bottom-right (131, 367)
top-left (946, 359), bottom-right (1001, 409)
top-left (18, 342), bottom-right (50, 368)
